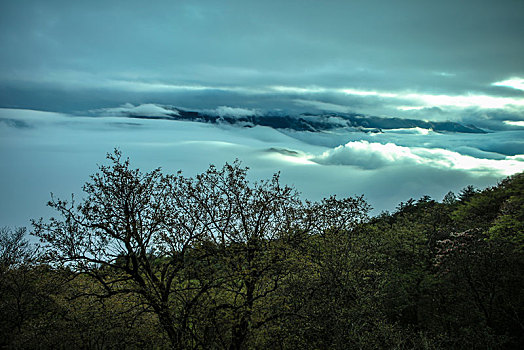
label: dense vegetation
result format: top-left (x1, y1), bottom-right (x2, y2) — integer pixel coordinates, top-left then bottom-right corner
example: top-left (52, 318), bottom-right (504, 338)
top-left (1, 150), bottom-right (523, 349)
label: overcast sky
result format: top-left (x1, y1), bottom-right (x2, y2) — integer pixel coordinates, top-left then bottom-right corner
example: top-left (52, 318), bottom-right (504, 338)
top-left (1, 0), bottom-right (524, 119)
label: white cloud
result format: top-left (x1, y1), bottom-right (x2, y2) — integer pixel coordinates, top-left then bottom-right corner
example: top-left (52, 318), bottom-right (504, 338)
top-left (214, 106), bottom-right (258, 118)
top-left (96, 103), bottom-right (179, 117)
top-left (493, 77), bottom-right (524, 92)
top-left (104, 80), bottom-right (212, 93)
top-left (504, 120), bottom-right (524, 127)
top-left (270, 86), bottom-right (327, 94)
top-left (340, 88), bottom-right (398, 98)
top-left (6, 68), bottom-right (524, 118)
top-left (404, 92), bottom-right (524, 109)
top-left (300, 114), bottom-right (349, 128)
top-left (277, 121), bottom-right (524, 159)
top-left (262, 148), bottom-right (315, 165)
top-left (0, 108), bottom-right (66, 123)
top-left (382, 127), bottom-right (433, 135)
top-left (271, 85), bottom-right (524, 111)
top-left (313, 141), bottom-right (418, 169)
top-left (312, 140), bottom-right (524, 175)
top-left (1, 107), bottom-right (523, 230)
top-left (339, 87), bottom-right (524, 109)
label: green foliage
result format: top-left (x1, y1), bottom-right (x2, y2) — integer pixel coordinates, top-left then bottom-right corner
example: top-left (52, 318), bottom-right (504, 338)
top-left (1, 152), bottom-right (523, 349)
top-left (488, 173), bottom-right (524, 249)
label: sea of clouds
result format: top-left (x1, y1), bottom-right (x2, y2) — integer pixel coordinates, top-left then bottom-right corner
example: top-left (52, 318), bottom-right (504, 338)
top-left (1, 105), bottom-right (523, 230)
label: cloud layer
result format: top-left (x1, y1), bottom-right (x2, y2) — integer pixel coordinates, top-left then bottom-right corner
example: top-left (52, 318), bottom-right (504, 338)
top-left (95, 103), bottom-right (179, 117)
top-left (1, 108), bottom-right (522, 230)
top-left (1, 0), bottom-right (524, 127)
top-left (312, 140), bottom-right (524, 175)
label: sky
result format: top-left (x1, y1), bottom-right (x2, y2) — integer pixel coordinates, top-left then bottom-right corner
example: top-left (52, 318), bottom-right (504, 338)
top-left (1, 0), bottom-right (524, 115)
top-left (0, 0), bottom-right (524, 229)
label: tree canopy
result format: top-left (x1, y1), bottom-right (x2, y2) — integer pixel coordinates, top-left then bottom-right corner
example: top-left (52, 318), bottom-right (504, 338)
top-left (1, 151), bottom-right (523, 349)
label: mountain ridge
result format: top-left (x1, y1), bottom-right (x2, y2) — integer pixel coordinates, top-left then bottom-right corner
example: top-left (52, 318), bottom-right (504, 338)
top-left (119, 106), bottom-right (487, 134)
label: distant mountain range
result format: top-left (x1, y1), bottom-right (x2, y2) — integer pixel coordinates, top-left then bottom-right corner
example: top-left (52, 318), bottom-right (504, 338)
top-left (125, 107), bottom-right (486, 134)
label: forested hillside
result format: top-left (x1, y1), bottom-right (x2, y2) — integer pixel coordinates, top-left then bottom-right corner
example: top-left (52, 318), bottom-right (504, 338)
top-left (1, 151), bottom-right (523, 349)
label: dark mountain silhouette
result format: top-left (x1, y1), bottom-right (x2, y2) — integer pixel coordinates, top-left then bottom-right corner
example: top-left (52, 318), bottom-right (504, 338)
top-left (124, 106), bottom-right (486, 134)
